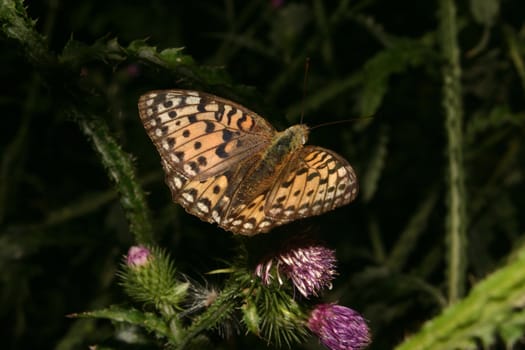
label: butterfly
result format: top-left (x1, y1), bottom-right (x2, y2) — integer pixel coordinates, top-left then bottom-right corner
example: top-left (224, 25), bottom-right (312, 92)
top-left (138, 90), bottom-right (358, 235)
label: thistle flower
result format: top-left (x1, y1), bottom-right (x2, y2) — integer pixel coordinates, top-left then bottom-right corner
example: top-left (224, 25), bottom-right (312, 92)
top-left (255, 236), bottom-right (337, 298)
top-left (307, 304), bottom-right (370, 350)
top-left (126, 245), bottom-right (151, 268)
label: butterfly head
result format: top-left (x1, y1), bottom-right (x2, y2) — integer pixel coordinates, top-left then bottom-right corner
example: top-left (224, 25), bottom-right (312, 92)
top-left (285, 124), bottom-right (309, 149)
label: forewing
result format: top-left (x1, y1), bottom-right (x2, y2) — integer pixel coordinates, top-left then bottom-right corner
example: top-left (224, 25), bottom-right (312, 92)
top-left (266, 146), bottom-right (358, 220)
top-left (138, 90), bottom-right (275, 181)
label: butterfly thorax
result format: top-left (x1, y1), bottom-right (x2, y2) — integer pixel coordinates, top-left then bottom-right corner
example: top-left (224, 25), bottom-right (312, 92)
top-left (232, 124), bottom-right (309, 205)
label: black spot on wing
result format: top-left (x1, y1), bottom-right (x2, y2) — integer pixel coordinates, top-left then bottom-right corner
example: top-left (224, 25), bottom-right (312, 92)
top-left (226, 107), bottom-right (236, 125)
top-left (205, 121), bottom-right (215, 133)
top-left (281, 179), bottom-right (293, 188)
top-left (216, 103), bottom-right (225, 121)
top-left (197, 103), bottom-right (206, 112)
top-left (307, 172), bottom-right (320, 181)
top-left (215, 143), bottom-right (229, 158)
top-left (236, 113), bottom-right (247, 129)
top-left (197, 156), bottom-right (207, 166)
top-left (296, 168), bottom-right (308, 175)
top-left (222, 129), bottom-right (234, 141)
top-left (175, 151), bottom-right (185, 161)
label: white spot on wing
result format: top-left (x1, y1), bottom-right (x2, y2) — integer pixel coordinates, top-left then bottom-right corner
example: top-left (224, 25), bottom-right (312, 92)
top-left (184, 164), bottom-right (197, 176)
top-left (185, 96), bottom-right (201, 105)
top-left (173, 176), bottom-right (183, 189)
top-left (212, 210), bottom-right (221, 223)
top-left (259, 220), bottom-right (271, 228)
top-left (197, 202), bottom-right (209, 213)
top-left (269, 208), bottom-right (282, 215)
top-left (182, 192), bottom-right (194, 203)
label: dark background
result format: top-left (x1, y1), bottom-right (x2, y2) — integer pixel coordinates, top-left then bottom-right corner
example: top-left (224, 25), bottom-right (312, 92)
top-left (1, 0), bottom-right (525, 349)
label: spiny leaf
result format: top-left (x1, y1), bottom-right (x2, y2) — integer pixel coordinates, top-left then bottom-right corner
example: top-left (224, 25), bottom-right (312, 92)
top-left (394, 247), bottom-right (525, 350)
top-left (70, 305), bottom-right (172, 339)
top-left (355, 36), bottom-right (435, 116)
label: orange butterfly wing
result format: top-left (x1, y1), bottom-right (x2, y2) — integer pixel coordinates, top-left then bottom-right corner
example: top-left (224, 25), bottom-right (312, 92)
top-left (138, 90), bottom-right (358, 235)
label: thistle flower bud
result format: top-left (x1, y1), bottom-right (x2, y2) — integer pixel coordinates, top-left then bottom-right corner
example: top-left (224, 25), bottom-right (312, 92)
top-left (255, 236), bottom-right (337, 298)
top-left (126, 245), bottom-right (151, 268)
top-left (307, 304), bottom-right (370, 350)
top-left (120, 246), bottom-right (188, 312)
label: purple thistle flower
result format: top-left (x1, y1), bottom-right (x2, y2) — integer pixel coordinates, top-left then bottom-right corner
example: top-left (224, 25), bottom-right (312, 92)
top-left (255, 236), bottom-right (337, 298)
top-left (126, 245), bottom-right (151, 267)
top-left (308, 304), bottom-right (370, 350)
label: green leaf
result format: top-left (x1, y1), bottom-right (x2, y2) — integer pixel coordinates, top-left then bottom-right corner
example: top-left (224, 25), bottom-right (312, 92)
top-left (394, 247), bottom-right (525, 350)
top-left (356, 36), bottom-right (434, 116)
top-left (71, 305), bottom-right (172, 339)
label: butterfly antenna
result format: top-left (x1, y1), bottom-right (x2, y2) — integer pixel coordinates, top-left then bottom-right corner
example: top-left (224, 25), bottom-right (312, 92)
top-left (300, 57), bottom-right (310, 125)
top-left (309, 116), bottom-right (375, 131)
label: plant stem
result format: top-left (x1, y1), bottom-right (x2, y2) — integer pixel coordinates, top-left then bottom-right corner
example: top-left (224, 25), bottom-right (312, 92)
top-left (438, 0), bottom-right (467, 303)
top-left (0, 0), bottom-right (155, 245)
top-left (177, 283), bottom-right (240, 349)
top-left (77, 117), bottom-right (155, 245)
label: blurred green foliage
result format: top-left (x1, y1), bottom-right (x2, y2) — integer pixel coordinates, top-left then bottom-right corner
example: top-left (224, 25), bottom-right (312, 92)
top-left (1, 0), bottom-right (525, 349)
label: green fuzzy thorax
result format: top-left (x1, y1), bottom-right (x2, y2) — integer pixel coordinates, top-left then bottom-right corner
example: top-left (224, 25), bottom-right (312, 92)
top-left (265, 124), bottom-right (309, 166)
top-left (232, 124), bottom-right (309, 204)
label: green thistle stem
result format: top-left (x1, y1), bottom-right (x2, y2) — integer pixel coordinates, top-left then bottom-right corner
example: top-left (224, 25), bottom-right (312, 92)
top-left (438, 0), bottom-right (467, 303)
top-left (76, 116), bottom-right (155, 244)
top-left (177, 283), bottom-right (240, 349)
